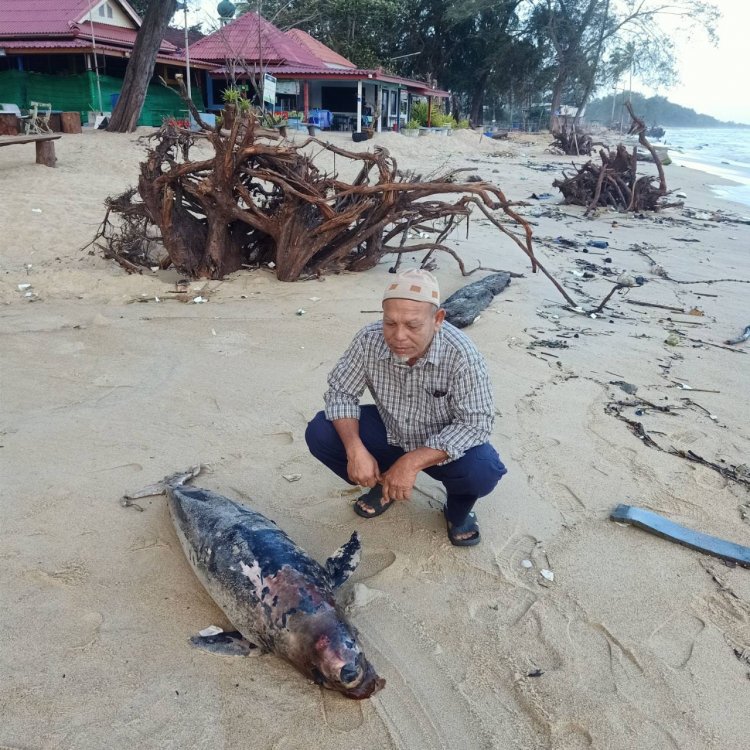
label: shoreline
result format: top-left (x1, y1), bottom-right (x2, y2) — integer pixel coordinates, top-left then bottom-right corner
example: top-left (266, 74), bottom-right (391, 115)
top-left (1, 128), bottom-right (748, 749)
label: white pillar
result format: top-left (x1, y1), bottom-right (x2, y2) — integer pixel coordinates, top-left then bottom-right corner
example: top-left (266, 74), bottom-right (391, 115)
top-left (376, 85), bottom-right (382, 132)
top-left (356, 80), bottom-right (362, 133)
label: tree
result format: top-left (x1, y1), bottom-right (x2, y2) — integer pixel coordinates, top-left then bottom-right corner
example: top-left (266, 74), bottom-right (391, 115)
top-left (129, 0), bottom-right (151, 15)
top-left (107, 0), bottom-right (177, 132)
top-left (532, 0), bottom-right (719, 130)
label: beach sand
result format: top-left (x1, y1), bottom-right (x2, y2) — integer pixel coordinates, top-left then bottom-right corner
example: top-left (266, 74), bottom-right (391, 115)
top-left (1, 126), bottom-right (749, 749)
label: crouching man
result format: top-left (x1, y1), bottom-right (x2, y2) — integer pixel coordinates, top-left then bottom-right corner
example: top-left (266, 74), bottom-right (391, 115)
top-left (305, 269), bottom-right (507, 546)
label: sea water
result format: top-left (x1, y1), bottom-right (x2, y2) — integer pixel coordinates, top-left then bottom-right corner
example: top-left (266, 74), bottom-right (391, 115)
top-left (658, 127), bottom-right (750, 209)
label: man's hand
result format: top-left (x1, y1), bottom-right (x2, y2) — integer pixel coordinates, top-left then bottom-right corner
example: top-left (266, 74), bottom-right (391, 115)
top-left (346, 445), bottom-right (381, 488)
top-left (381, 456), bottom-right (419, 503)
top-left (381, 447), bottom-right (450, 504)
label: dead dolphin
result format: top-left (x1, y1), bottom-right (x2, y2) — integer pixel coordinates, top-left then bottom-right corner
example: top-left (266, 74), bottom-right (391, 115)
top-left (124, 466), bottom-right (384, 699)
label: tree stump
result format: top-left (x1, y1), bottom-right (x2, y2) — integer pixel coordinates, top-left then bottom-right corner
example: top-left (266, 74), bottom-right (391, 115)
top-left (48, 113), bottom-right (62, 132)
top-left (61, 112), bottom-right (82, 134)
top-left (0, 113), bottom-right (19, 136)
top-left (35, 139), bottom-right (57, 167)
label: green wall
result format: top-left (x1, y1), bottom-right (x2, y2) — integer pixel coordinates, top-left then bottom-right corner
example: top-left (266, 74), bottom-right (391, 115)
top-left (0, 70), bottom-right (204, 126)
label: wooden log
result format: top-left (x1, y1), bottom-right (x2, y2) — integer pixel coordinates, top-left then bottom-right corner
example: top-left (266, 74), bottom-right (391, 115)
top-left (61, 112), bottom-right (82, 134)
top-left (48, 113), bottom-right (62, 132)
top-left (0, 112), bottom-right (19, 136)
top-left (35, 139), bottom-right (57, 167)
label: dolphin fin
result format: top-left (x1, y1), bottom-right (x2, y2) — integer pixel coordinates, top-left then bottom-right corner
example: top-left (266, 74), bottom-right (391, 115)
top-left (325, 531), bottom-right (361, 588)
top-left (189, 630), bottom-right (259, 657)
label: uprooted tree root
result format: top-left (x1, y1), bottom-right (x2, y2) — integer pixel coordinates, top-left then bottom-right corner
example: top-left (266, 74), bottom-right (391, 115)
top-left (89, 89), bottom-right (576, 305)
top-left (549, 122), bottom-right (596, 156)
top-left (553, 102), bottom-right (681, 214)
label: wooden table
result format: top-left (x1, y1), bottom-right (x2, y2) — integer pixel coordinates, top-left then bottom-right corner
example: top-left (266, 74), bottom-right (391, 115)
top-left (0, 133), bottom-right (62, 167)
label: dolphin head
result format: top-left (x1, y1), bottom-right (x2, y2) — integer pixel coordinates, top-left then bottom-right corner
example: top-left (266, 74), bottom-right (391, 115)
top-left (304, 615), bottom-right (385, 699)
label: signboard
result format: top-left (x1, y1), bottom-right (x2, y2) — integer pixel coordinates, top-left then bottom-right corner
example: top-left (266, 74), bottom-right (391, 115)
top-left (263, 73), bottom-right (277, 104)
top-left (276, 80), bottom-right (300, 95)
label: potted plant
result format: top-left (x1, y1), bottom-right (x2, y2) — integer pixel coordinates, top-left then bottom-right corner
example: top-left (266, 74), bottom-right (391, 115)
top-left (403, 119), bottom-right (420, 137)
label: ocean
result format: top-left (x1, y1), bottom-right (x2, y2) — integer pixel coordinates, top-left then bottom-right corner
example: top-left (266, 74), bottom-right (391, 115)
top-left (656, 127), bottom-right (750, 209)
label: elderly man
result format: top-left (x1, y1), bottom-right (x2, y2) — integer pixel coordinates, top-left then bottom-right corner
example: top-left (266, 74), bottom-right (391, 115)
top-left (305, 269), bottom-right (506, 546)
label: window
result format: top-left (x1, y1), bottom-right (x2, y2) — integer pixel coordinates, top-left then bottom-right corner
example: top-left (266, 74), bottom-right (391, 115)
top-left (98, 3), bottom-right (113, 17)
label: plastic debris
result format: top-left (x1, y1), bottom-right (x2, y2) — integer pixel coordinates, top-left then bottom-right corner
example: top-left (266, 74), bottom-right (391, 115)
top-left (587, 239), bottom-right (609, 249)
top-left (267, 261), bottom-right (276, 269)
top-left (612, 381), bottom-right (638, 395)
top-left (192, 296), bottom-right (207, 304)
top-left (198, 625), bottom-right (224, 637)
top-left (282, 474), bottom-right (302, 482)
top-left (540, 569), bottom-right (554, 582)
top-left (611, 504), bottom-right (750, 566)
top-left (31, 208), bottom-right (42, 214)
top-left (17, 283), bottom-right (32, 291)
top-left (665, 333), bottom-right (680, 346)
top-left (296, 308), bottom-right (306, 316)
top-left (725, 324), bottom-right (750, 346)
top-left (521, 559), bottom-right (533, 569)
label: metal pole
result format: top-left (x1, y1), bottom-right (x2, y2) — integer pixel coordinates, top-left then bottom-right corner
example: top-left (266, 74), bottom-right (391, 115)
top-left (89, 9), bottom-right (104, 113)
top-left (356, 80), bottom-right (362, 133)
top-left (184, 1), bottom-right (192, 102)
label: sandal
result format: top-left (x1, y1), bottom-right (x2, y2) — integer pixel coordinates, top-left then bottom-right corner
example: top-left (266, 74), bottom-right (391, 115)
top-left (353, 486), bottom-right (394, 518)
top-left (444, 507), bottom-right (481, 546)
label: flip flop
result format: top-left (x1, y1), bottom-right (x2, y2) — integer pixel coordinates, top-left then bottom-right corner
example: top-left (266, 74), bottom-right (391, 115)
top-left (444, 507), bottom-right (481, 547)
top-left (353, 486), bottom-right (394, 518)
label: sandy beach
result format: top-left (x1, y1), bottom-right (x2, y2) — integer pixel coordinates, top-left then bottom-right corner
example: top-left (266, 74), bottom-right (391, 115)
top-left (1, 126), bottom-right (749, 749)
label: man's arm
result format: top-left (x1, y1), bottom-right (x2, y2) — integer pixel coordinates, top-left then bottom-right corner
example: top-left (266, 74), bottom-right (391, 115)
top-left (423, 355), bottom-right (494, 461)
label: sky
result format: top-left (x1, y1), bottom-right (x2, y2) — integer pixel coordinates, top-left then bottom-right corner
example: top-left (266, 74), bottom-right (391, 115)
top-left (183, 0), bottom-right (750, 124)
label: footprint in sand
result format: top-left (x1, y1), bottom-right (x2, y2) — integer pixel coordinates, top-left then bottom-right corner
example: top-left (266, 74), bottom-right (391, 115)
top-left (321, 689), bottom-right (365, 731)
top-left (649, 611), bottom-right (706, 669)
top-left (495, 531), bottom-right (543, 584)
top-left (552, 723), bottom-right (593, 749)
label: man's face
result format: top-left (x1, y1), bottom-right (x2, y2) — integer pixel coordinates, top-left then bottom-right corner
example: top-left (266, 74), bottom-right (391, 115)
top-left (382, 298), bottom-right (445, 363)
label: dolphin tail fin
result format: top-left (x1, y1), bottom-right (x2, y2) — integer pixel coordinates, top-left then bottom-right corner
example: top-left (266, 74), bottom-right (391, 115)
top-left (121, 465), bottom-right (202, 508)
top-left (325, 531), bottom-right (361, 588)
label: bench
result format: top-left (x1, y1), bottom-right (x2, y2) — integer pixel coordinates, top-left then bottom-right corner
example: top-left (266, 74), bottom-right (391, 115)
top-left (0, 133), bottom-right (61, 167)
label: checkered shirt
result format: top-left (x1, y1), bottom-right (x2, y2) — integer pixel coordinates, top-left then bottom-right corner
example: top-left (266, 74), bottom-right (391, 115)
top-left (324, 321), bottom-right (494, 462)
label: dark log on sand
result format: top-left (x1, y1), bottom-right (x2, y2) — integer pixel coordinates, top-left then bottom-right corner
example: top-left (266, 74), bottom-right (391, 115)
top-left (442, 272), bottom-right (511, 328)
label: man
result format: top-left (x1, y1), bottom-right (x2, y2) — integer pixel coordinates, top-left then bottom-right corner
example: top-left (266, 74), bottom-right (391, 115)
top-left (305, 269), bottom-right (506, 546)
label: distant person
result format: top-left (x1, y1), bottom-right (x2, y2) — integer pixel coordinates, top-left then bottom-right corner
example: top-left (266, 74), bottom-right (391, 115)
top-left (305, 269), bottom-right (507, 546)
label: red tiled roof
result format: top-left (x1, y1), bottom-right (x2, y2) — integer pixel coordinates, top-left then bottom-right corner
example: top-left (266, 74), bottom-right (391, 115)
top-left (285, 29), bottom-right (355, 69)
top-left (0, 1), bottom-right (102, 37)
top-left (189, 12), bottom-right (321, 67)
top-left (77, 21), bottom-right (176, 52)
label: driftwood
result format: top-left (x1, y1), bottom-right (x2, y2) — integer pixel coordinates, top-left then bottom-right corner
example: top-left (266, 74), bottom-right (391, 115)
top-left (549, 122), bottom-right (594, 156)
top-left (553, 103), bottom-right (675, 214)
top-left (442, 272), bottom-right (511, 328)
top-left (92, 93), bottom-right (575, 305)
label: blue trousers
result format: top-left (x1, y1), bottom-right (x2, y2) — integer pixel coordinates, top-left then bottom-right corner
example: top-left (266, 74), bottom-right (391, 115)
top-left (305, 406), bottom-right (507, 526)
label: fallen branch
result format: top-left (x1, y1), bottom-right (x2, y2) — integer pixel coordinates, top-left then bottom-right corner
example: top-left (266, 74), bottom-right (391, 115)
top-left (605, 403), bottom-right (750, 490)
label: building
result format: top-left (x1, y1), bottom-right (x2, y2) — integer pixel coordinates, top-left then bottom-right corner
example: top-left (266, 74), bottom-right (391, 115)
top-left (189, 12), bottom-right (449, 133)
top-left (0, 0), bottom-right (212, 126)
